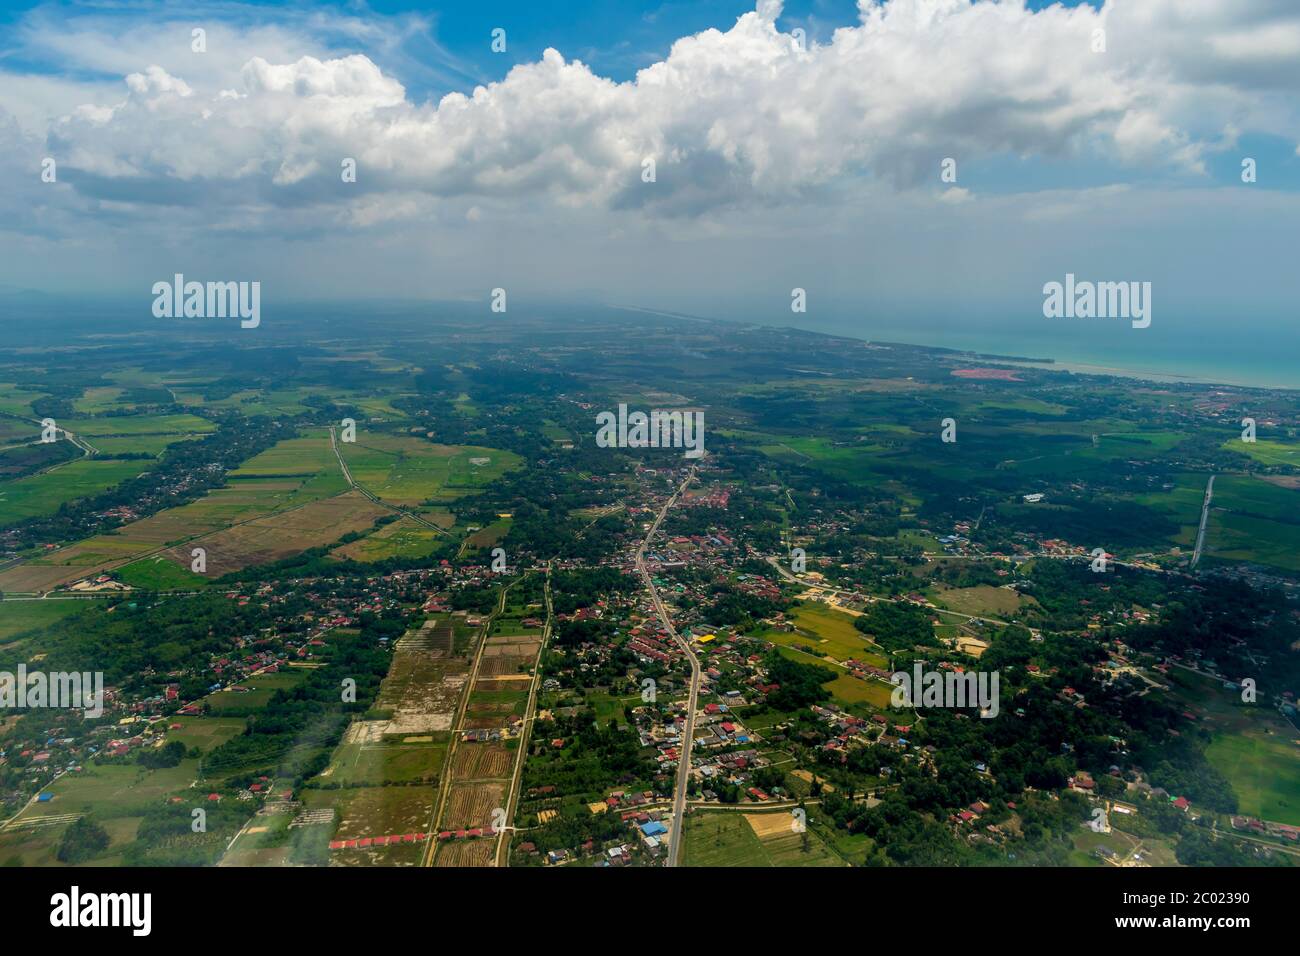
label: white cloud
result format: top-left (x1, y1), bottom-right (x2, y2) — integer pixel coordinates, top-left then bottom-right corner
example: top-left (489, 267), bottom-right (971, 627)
top-left (12, 0), bottom-right (1292, 230)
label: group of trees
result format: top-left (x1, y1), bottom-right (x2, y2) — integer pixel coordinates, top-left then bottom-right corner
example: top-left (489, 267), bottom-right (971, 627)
top-left (203, 628), bottom-right (390, 786)
top-left (7, 413), bottom-right (285, 550)
top-left (853, 601), bottom-right (937, 655)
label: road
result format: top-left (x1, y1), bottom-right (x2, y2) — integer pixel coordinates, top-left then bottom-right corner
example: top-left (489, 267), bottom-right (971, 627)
top-left (328, 425), bottom-right (447, 535)
top-left (635, 467), bottom-right (698, 867)
top-left (496, 564), bottom-right (553, 866)
top-left (1191, 473), bottom-right (1215, 568)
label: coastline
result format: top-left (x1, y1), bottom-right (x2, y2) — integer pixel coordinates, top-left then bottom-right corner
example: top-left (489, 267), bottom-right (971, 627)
top-left (611, 305), bottom-right (1300, 392)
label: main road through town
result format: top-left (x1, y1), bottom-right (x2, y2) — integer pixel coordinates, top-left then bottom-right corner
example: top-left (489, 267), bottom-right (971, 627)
top-left (635, 466), bottom-right (698, 867)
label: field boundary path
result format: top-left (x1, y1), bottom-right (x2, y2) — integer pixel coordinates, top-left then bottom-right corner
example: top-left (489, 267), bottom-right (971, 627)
top-left (421, 581), bottom-right (512, 866)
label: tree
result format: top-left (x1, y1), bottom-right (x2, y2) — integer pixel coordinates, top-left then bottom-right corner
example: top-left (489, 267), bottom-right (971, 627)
top-left (57, 817), bottom-right (109, 864)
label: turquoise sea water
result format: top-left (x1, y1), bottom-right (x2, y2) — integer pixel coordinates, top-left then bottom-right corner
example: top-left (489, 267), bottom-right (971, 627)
top-left (783, 312), bottom-right (1300, 390)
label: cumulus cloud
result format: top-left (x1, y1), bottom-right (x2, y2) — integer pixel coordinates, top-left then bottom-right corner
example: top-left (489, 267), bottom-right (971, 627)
top-left (5, 0), bottom-right (1300, 245)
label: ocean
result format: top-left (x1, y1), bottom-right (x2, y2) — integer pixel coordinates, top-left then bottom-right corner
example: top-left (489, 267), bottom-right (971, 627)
top-left (781, 312), bottom-right (1300, 391)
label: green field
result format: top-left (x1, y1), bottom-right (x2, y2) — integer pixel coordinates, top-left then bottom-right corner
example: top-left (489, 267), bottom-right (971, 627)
top-left (682, 811), bottom-right (845, 866)
top-left (332, 515), bottom-right (448, 562)
top-left (0, 600), bottom-right (88, 642)
top-left (164, 715), bottom-right (248, 753)
top-left (115, 555), bottom-right (211, 590)
top-left (0, 384), bottom-right (43, 417)
top-left (1201, 476), bottom-right (1300, 571)
top-left (0, 459), bottom-right (148, 524)
top-left (773, 645), bottom-right (893, 708)
top-left (25, 759), bottom-right (199, 820)
top-left (755, 603), bottom-right (887, 668)
top-left (1225, 437), bottom-right (1300, 468)
top-left (341, 436), bottom-right (523, 506)
top-left (90, 435), bottom-right (198, 458)
top-left (1205, 732), bottom-right (1300, 825)
top-left (323, 738), bottom-right (447, 787)
top-left (930, 583), bottom-right (1026, 618)
top-left (204, 670), bottom-right (310, 713)
top-left (1167, 670), bottom-right (1300, 826)
top-left (61, 414), bottom-right (215, 437)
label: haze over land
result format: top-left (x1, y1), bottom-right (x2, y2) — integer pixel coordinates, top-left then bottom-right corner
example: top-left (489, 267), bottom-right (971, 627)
top-left (2, 0), bottom-right (1300, 383)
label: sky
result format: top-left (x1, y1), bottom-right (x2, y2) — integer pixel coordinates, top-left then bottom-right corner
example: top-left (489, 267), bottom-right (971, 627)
top-left (2, 0), bottom-right (1300, 378)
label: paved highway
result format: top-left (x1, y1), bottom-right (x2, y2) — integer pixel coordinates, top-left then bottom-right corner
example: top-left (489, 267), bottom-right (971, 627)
top-left (635, 467), bottom-right (698, 867)
top-left (1191, 473), bottom-right (1215, 568)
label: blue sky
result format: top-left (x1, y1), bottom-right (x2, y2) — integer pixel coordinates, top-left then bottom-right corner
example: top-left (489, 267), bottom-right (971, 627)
top-left (1, 0), bottom-right (1105, 90)
top-left (1, 0), bottom-right (1299, 371)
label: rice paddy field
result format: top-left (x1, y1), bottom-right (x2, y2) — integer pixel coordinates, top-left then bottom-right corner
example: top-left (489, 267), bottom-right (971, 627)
top-left (330, 513), bottom-right (453, 562)
top-left (60, 414), bottom-right (216, 437)
top-left (1198, 476), bottom-right (1300, 572)
top-left (0, 408), bottom-right (219, 524)
top-left (340, 435), bottom-right (522, 506)
top-left (0, 459), bottom-right (146, 525)
top-left (156, 491), bottom-right (389, 576)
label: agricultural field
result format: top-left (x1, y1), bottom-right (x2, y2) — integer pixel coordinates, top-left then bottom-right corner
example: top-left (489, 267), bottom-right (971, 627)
top-left (163, 715), bottom-right (249, 753)
top-left (1226, 436), bottom-right (1300, 469)
top-left (0, 429), bottom-right (358, 592)
top-left (433, 837), bottom-right (495, 867)
top-left (89, 435), bottom-right (199, 458)
top-left (300, 614), bottom-right (475, 863)
top-left (0, 459), bottom-right (147, 525)
top-left (156, 490), bottom-right (388, 576)
top-left (465, 517), bottom-right (511, 548)
top-left (114, 555), bottom-right (211, 590)
top-left (443, 782), bottom-right (505, 830)
top-left (229, 429), bottom-right (349, 501)
top-left (1200, 476), bottom-right (1300, 572)
top-left (205, 670), bottom-right (311, 714)
top-left (1166, 671), bottom-right (1300, 826)
top-left (0, 599), bottom-right (88, 643)
top-left (0, 439), bottom-right (79, 479)
top-left (773, 645), bottom-right (894, 709)
top-left (323, 786), bottom-right (434, 866)
top-left (60, 414), bottom-right (216, 438)
top-left (340, 436), bottom-right (522, 506)
top-left (324, 737), bottom-right (447, 787)
top-left (756, 603), bottom-right (887, 668)
top-left (0, 480), bottom-right (291, 593)
top-left (0, 757), bottom-right (204, 867)
top-left (0, 384), bottom-right (43, 418)
top-left (1134, 473), bottom-right (1210, 547)
top-left (682, 811), bottom-right (846, 867)
top-left (331, 513), bottom-right (452, 562)
top-left (929, 583), bottom-right (1027, 618)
